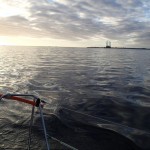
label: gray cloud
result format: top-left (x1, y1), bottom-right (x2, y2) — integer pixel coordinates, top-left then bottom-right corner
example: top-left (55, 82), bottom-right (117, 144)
top-left (0, 0), bottom-right (150, 47)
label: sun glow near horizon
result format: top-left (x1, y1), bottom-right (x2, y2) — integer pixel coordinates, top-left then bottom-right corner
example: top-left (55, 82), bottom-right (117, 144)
top-left (0, 36), bottom-right (80, 47)
top-left (0, 36), bottom-right (13, 46)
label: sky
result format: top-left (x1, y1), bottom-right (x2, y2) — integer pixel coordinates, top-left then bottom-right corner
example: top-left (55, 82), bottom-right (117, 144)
top-left (0, 0), bottom-right (150, 47)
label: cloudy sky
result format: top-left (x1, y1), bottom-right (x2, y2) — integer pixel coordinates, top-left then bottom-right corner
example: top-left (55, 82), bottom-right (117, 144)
top-left (0, 0), bottom-right (150, 47)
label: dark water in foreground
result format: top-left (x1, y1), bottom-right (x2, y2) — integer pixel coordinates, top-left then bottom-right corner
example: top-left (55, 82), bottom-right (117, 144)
top-left (0, 46), bottom-right (150, 149)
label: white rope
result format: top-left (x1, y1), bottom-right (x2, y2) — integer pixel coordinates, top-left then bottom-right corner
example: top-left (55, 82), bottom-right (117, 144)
top-left (39, 104), bottom-right (50, 150)
top-left (49, 136), bottom-right (78, 150)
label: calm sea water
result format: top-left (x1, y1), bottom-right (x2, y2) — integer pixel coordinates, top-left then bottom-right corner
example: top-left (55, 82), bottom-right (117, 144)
top-left (0, 46), bottom-right (150, 149)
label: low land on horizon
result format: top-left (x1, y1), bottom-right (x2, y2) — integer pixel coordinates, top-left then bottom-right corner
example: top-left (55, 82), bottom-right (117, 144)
top-left (87, 47), bottom-right (150, 50)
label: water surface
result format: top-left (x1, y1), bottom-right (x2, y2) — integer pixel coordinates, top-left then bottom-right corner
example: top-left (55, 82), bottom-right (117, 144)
top-left (0, 46), bottom-right (150, 149)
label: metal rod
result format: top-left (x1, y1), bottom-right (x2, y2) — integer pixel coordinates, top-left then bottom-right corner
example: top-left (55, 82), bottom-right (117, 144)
top-left (0, 93), bottom-right (39, 100)
top-left (27, 104), bottom-right (35, 150)
top-left (39, 104), bottom-right (50, 150)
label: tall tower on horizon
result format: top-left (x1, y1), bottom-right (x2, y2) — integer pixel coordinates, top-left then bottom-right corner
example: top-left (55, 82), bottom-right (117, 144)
top-left (106, 41), bottom-right (111, 48)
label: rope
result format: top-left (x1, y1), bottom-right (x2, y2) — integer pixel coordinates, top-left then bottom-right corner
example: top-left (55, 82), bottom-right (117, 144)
top-left (49, 136), bottom-right (78, 150)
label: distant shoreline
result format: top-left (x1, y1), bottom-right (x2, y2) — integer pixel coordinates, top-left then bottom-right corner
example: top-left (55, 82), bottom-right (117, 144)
top-left (87, 47), bottom-right (150, 50)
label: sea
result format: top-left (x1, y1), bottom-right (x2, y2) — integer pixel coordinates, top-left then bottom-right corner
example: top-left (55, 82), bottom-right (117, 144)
top-left (0, 46), bottom-right (150, 150)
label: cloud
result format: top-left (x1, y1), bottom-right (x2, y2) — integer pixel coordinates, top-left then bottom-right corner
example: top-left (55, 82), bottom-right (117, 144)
top-left (0, 0), bottom-right (150, 47)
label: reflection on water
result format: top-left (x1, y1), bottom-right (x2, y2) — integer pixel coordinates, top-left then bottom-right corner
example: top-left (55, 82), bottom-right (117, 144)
top-left (0, 46), bottom-right (150, 149)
